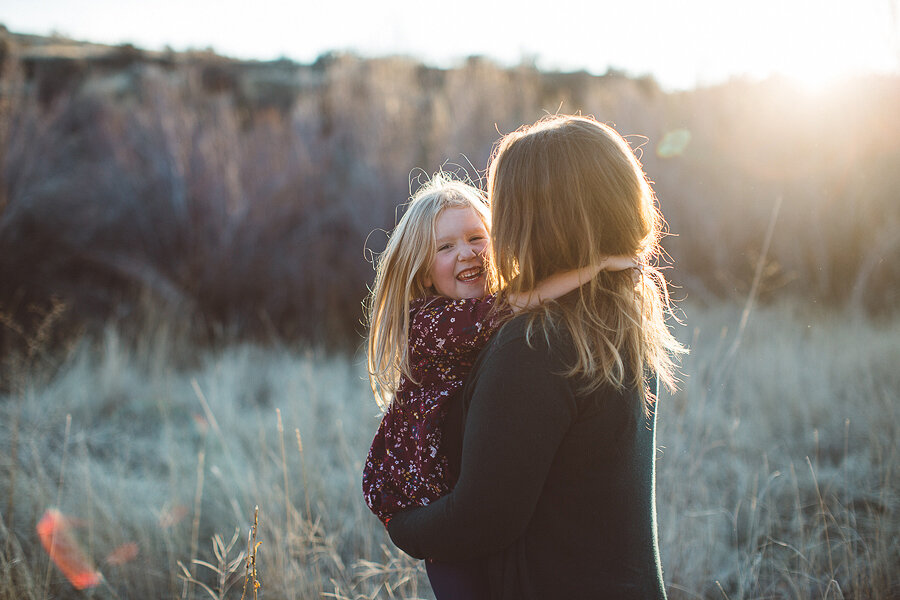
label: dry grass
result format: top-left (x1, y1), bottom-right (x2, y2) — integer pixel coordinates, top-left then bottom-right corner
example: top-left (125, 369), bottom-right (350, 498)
top-left (0, 324), bottom-right (426, 599)
top-left (0, 300), bottom-right (897, 599)
top-left (659, 302), bottom-right (898, 598)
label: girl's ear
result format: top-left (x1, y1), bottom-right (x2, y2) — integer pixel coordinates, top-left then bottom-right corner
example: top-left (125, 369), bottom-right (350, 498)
top-left (422, 270), bottom-right (432, 290)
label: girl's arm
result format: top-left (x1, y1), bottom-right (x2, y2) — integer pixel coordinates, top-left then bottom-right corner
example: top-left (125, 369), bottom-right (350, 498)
top-left (507, 255), bottom-right (638, 312)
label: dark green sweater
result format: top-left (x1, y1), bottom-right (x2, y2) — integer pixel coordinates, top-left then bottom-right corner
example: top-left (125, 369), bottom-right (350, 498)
top-left (388, 315), bottom-right (668, 600)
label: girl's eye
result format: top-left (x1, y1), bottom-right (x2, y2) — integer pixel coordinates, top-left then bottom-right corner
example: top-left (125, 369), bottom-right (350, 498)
top-left (437, 244), bottom-right (451, 251)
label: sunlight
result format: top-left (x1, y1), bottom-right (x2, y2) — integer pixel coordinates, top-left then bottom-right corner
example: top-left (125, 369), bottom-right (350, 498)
top-left (2, 0), bottom-right (896, 91)
top-left (783, 65), bottom-right (856, 94)
top-left (775, 54), bottom-right (883, 95)
top-left (737, 0), bottom-right (898, 94)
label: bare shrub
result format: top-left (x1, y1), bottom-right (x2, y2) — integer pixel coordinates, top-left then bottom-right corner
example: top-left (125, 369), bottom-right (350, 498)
top-left (1, 37), bottom-right (899, 356)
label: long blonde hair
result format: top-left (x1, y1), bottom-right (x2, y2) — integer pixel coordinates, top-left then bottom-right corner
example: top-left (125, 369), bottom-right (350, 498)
top-left (488, 115), bottom-right (685, 405)
top-left (366, 174), bottom-right (496, 409)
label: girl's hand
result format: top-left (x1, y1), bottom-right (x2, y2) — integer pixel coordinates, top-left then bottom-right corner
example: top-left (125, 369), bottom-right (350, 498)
top-left (599, 254), bottom-right (639, 272)
top-left (509, 256), bottom-right (642, 312)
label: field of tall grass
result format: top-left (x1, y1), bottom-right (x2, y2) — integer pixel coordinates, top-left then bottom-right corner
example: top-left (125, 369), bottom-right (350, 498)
top-left (1, 300), bottom-right (896, 599)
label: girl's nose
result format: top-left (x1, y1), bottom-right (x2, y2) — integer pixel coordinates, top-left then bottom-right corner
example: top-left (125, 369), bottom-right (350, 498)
top-left (459, 246), bottom-right (477, 260)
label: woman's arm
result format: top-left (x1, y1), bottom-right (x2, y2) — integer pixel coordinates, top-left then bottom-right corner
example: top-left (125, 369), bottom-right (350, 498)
top-left (507, 255), bottom-right (637, 312)
top-left (387, 329), bottom-right (577, 560)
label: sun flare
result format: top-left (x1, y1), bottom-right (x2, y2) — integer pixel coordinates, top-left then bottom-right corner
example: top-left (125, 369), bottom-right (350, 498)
top-left (733, 0), bottom-right (898, 94)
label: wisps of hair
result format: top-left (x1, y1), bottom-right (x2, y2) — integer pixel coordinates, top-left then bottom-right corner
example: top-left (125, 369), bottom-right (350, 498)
top-left (488, 115), bottom-right (686, 410)
top-left (365, 173), bottom-right (496, 409)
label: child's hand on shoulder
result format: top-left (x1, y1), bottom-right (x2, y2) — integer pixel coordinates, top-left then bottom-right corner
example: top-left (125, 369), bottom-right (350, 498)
top-left (598, 254), bottom-right (639, 272)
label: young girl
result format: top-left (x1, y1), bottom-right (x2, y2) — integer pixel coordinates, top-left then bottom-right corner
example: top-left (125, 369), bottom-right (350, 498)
top-left (362, 174), bottom-right (635, 598)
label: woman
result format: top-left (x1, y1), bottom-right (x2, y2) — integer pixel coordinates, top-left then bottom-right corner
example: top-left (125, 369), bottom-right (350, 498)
top-left (386, 115), bottom-right (685, 599)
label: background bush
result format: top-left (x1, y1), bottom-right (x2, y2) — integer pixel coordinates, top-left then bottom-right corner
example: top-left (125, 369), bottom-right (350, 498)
top-left (1, 29), bottom-right (898, 354)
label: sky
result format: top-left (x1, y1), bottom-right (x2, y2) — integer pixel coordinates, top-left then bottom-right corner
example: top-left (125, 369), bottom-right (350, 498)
top-left (2, 0), bottom-right (898, 91)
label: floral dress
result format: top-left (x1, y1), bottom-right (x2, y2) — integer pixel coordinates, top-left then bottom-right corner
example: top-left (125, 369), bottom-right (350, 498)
top-left (362, 295), bottom-right (507, 523)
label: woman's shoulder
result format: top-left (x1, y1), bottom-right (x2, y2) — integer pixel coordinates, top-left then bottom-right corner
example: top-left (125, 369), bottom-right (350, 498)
top-left (461, 314), bottom-right (579, 413)
top-left (488, 313), bottom-right (530, 345)
top-left (475, 315), bottom-right (568, 374)
top-left (488, 313), bottom-right (569, 352)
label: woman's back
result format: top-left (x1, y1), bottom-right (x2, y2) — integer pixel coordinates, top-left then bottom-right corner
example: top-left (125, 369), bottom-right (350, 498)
top-left (467, 317), bottom-right (666, 600)
top-left (390, 314), bottom-right (667, 599)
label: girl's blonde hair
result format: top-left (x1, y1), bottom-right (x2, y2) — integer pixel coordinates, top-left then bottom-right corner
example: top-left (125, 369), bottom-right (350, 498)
top-left (488, 115), bottom-right (685, 406)
top-left (366, 174), bottom-right (496, 409)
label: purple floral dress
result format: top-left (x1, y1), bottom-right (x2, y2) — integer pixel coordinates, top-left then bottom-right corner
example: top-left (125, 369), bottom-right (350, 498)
top-left (363, 295), bottom-right (507, 523)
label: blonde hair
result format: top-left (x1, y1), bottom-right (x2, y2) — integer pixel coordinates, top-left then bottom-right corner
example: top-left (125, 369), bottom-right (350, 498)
top-left (366, 174), bottom-right (496, 409)
top-left (488, 115), bottom-right (685, 406)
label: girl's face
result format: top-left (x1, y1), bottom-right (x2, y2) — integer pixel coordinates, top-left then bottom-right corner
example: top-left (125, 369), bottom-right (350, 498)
top-left (423, 206), bottom-right (491, 300)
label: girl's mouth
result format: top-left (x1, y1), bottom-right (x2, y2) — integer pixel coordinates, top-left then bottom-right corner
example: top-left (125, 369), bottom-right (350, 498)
top-left (456, 267), bottom-right (484, 283)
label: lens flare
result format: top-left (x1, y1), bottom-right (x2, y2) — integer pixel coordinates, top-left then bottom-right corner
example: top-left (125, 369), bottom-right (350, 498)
top-left (104, 542), bottom-right (139, 566)
top-left (36, 509), bottom-right (102, 590)
top-left (158, 504), bottom-right (189, 529)
top-left (656, 129), bottom-right (692, 158)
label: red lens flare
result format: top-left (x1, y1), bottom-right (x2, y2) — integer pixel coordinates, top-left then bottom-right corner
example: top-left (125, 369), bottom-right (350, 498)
top-left (36, 509), bottom-right (102, 590)
top-left (104, 542), bottom-right (139, 566)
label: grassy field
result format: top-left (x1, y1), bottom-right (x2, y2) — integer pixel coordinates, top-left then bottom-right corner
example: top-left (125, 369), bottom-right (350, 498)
top-left (1, 301), bottom-right (897, 599)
